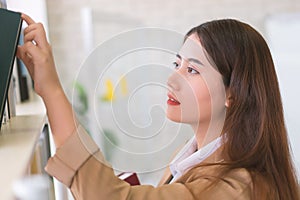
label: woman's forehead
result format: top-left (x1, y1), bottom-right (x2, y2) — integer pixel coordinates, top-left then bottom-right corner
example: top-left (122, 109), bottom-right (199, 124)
top-left (178, 34), bottom-right (209, 67)
top-left (179, 33), bottom-right (222, 77)
top-left (179, 34), bottom-right (206, 64)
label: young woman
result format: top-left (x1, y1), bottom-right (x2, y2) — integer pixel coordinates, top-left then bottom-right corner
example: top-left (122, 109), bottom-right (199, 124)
top-left (17, 13), bottom-right (299, 199)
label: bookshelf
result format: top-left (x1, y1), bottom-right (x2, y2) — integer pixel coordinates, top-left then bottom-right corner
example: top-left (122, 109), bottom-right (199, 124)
top-left (0, 93), bottom-right (53, 200)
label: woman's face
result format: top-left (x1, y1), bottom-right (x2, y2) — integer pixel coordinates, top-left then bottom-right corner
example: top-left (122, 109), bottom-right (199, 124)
top-left (166, 33), bottom-right (226, 132)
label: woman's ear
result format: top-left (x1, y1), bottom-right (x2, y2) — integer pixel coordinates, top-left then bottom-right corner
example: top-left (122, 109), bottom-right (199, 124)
top-left (225, 99), bottom-right (230, 108)
top-left (225, 89), bottom-right (231, 108)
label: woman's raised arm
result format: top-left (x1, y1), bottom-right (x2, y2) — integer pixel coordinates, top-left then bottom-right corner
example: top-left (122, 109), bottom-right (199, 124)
top-left (17, 13), bottom-right (76, 148)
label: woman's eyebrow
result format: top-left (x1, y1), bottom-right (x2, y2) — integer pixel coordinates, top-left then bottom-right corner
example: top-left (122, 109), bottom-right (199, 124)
top-left (176, 54), bottom-right (204, 66)
top-left (188, 58), bottom-right (204, 66)
top-left (176, 54), bottom-right (182, 60)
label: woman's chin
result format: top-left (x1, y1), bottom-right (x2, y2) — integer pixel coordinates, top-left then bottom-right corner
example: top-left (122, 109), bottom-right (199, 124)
top-left (166, 113), bottom-right (182, 123)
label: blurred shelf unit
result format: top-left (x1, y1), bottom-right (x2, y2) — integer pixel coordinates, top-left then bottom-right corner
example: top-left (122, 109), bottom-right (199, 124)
top-left (0, 114), bottom-right (54, 200)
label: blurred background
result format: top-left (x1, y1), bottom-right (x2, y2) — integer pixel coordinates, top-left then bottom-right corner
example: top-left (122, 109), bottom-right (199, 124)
top-left (6, 0), bottom-right (300, 199)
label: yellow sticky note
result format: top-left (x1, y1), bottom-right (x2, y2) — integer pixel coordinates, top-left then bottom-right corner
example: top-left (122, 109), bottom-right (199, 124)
top-left (101, 79), bottom-right (115, 102)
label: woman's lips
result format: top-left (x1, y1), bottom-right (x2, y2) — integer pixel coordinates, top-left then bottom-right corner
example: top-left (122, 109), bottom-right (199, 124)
top-left (167, 93), bottom-right (180, 105)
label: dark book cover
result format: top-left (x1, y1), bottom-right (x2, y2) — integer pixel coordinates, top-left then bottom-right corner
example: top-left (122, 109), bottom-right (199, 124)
top-left (0, 8), bottom-right (22, 129)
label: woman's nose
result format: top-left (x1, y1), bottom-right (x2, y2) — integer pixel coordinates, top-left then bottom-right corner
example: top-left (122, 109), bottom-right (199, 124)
top-left (167, 70), bottom-right (181, 91)
top-left (167, 59), bottom-right (188, 91)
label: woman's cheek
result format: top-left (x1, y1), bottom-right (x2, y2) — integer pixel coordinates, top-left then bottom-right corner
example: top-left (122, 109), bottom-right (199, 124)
top-left (194, 81), bottom-right (212, 122)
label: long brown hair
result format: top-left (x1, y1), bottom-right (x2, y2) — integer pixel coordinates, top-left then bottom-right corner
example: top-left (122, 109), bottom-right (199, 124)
top-left (184, 19), bottom-right (299, 199)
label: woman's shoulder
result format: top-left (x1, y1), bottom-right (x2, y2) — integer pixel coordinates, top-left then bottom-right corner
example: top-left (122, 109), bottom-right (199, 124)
top-left (186, 164), bottom-right (252, 182)
top-left (179, 165), bottom-right (253, 200)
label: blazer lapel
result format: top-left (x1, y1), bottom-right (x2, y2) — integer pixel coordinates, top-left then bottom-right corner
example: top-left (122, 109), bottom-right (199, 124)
top-left (157, 145), bottom-right (225, 186)
top-left (157, 166), bottom-right (173, 186)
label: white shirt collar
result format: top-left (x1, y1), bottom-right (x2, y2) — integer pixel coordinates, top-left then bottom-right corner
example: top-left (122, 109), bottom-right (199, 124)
top-left (169, 135), bottom-right (223, 183)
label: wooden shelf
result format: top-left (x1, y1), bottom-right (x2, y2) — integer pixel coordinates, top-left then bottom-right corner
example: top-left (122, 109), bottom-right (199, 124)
top-left (15, 93), bottom-right (46, 116)
top-left (0, 115), bottom-right (47, 200)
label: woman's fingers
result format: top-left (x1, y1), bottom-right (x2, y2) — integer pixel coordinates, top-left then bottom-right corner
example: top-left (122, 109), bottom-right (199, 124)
top-left (16, 46), bottom-right (29, 65)
top-left (21, 13), bottom-right (36, 25)
top-left (23, 30), bottom-right (36, 43)
top-left (17, 42), bottom-right (40, 69)
top-left (23, 24), bottom-right (37, 35)
top-left (16, 13), bottom-right (61, 99)
top-left (23, 29), bottom-right (41, 45)
top-left (16, 45), bottom-right (34, 78)
top-left (23, 22), bottom-right (45, 35)
top-left (23, 23), bottom-right (48, 49)
top-left (24, 41), bottom-right (41, 58)
top-left (22, 12), bottom-right (48, 49)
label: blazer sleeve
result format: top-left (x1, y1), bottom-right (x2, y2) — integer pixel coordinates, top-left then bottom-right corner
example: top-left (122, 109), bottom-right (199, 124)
top-left (45, 124), bottom-right (251, 200)
top-left (45, 124), bottom-right (195, 200)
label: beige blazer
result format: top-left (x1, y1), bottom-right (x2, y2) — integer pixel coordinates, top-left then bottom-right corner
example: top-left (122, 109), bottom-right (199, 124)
top-left (45, 125), bottom-right (252, 200)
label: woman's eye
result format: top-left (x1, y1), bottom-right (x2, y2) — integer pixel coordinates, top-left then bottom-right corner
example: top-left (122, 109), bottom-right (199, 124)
top-left (173, 62), bottom-right (180, 69)
top-left (187, 67), bottom-right (199, 74)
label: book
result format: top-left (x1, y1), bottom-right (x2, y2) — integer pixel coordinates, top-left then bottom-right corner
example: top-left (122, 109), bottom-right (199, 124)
top-left (118, 172), bottom-right (140, 186)
top-left (0, 8), bottom-right (22, 129)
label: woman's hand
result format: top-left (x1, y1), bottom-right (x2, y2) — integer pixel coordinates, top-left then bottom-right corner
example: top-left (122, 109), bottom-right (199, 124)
top-left (17, 14), bottom-right (76, 147)
top-left (17, 13), bottom-right (62, 100)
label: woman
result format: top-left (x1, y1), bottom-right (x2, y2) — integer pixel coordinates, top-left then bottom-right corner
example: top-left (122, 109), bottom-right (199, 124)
top-left (17, 13), bottom-right (299, 199)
